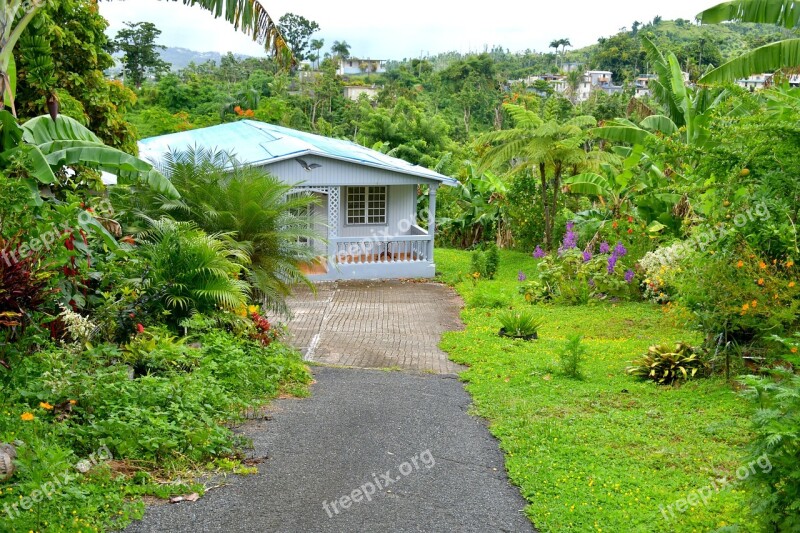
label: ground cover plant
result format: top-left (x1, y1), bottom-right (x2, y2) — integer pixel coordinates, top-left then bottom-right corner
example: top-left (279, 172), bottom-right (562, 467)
top-left (438, 248), bottom-right (758, 532)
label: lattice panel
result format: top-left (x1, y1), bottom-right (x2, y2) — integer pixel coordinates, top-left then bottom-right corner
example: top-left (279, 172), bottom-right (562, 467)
top-left (328, 187), bottom-right (340, 238)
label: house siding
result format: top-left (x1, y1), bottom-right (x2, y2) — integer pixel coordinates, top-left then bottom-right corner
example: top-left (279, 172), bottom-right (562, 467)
top-left (262, 157), bottom-right (441, 188)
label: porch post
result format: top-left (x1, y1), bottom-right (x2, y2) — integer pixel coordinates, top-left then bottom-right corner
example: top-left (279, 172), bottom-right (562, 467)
top-left (427, 183), bottom-right (438, 262)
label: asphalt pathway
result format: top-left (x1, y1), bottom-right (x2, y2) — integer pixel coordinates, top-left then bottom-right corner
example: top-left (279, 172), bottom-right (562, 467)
top-left (124, 367), bottom-right (535, 533)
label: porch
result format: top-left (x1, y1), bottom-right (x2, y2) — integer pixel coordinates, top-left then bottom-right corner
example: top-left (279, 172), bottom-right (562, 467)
top-left (294, 184), bottom-right (439, 281)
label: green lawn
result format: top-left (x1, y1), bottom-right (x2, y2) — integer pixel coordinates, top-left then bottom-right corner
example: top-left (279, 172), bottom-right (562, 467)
top-left (436, 248), bottom-right (757, 532)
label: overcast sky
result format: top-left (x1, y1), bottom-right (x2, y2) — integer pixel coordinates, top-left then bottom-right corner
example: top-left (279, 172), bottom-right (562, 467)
top-left (99, 1), bottom-right (715, 60)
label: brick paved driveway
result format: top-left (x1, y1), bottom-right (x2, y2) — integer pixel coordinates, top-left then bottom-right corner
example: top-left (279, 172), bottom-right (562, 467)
top-left (283, 280), bottom-right (465, 374)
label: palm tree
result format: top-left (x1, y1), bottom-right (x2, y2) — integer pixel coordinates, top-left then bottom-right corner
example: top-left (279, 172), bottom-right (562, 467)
top-left (480, 104), bottom-right (603, 250)
top-left (1, 0), bottom-right (294, 111)
top-left (330, 40), bottom-right (352, 61)
top-left (310, 38), bottom-right (325, 69)
top-left (549, 38), bottom-right (571, 69)
top-left (697, 0), bottom-right (800, 84)
top-left (565, 69), bottom-right (583, 103)
top-left (150, 148), bottom-right (321, 314)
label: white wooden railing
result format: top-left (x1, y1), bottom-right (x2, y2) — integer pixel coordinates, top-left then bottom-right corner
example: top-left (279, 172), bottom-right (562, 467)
top-left (331, 234), bottom-right (432, 265)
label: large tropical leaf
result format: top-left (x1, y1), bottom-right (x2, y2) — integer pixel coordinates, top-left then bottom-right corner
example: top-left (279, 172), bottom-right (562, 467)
top-left (699, 39), bottom-right (800, 83)
top-left (502, 103), bottom-right (543, 129)
top-left (698, 0), bottom-right (800, 27)
top-left (592, 124), bottom-right (654, 146)
top-left (562, 173), bottom-right (613, 197)
top-left (640, 115), bottom-right (679, 136)
top-left (21, 115), bottom-right (102, 145)
top-left (0, 145), bottom-right (57, 184)
top-left (641, 37), bottom-right (685, 125)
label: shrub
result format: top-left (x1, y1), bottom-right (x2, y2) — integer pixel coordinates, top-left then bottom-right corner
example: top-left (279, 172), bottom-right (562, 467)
top-left (559, 334), bottom-right (587, 379)
top-left (739, 357), bottom-right (800, 531)
top-left (135, 218), bottom-right (251, 325)
top-left (626, 342), bottom-right (708, 385)
top-left (485, 244), bottom-right (500, 279)
top-left (497, 309), bottom-right (543, 338)
top-left (671, 244), bottom-right (799, 345)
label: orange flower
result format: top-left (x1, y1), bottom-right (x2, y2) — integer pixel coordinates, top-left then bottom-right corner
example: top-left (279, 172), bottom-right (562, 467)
top-left (39, 402), bottom-right (53, 410)
top-left (69, 400), bottom-right (77, 405)
top-left (790, 282), bottom-right (797, 288)
top-left (786, 260), bottom-right (794, 268)
top-left (20, 412), bottom-right (34, 421)
top-left (791, 347), bottom-right (798, 354)
top-left (751, 300), bottom-right (758, 309)
top-left (759, 261), bottom-right (767, 270)
top-left (741, 303), bottom-right (750, 312)
top-left (758, 278), bottom-right (765, 286)
top-left (736, 261), bottom-right (744, 268)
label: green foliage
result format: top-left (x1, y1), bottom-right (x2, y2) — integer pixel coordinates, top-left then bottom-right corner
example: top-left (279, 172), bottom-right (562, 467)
top-left (436, 248), bottom-right (755, 531)
top-left (277, 13), bottom-right (320, 61)
top-left (14, 0), bottom-right (139, 152)
top-left (497, 308), bottom-right (543, 338)
top-left (117, 148), bottom-right (319, 314)
top-left (626, 342), bottom-right (708, 384)
top-left (111, 21), bottom-right (171, 89)
top-left (470, 244), bottom-right (500, 280)
top-left (558, 334), bottom-right (587, 379)
top-left (740, 343), bottom-right (800, 531)
top-left (135, 218), bottom-right (251, 324)
top-left (0, 326), bottom-right (310, 531)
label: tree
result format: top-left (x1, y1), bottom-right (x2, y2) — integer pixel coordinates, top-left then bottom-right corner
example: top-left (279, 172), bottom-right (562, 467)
top-left (480, 104), bottom-right (599, 250)
top-left (565, 69), bottom-right (583, 103)
top-left (697, 0), bottom-right (800, 84)
top-left (277, 13), bottom-right (320, 61)
top-left (0, 0), bottom-right (294, 113)
top-left (14, 0), bottom-right (138, 152)
top-left (310, 38), bottom-right (325, 69)
top-left (112, 22), bottom-right (171, 89)
top-left (549, 38), bottom-right (571, 68)
top-left (330, 40), bottom-right (352, 60)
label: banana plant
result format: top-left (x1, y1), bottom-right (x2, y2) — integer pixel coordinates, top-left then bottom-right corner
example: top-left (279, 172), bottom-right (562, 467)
top-left (698, 0), bottom-right (800, 84)
top-left (0, 110), bottom-right (179, 203)
top-left (563, 145), bottom-right (683, 233)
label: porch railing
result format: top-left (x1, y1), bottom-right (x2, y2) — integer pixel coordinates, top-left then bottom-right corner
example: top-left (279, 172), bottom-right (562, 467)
top-left (331, 234), bottom-right (432, 265)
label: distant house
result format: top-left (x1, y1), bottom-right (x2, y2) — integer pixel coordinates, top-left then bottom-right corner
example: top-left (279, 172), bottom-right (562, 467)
top-left (343, 85), bottom-right (380, 101)
top-left (736, 73), bottom-right (800, 92)
top-left (138, 121), bottom-right (458, 281)
top-left (338, 58), bottom-right (387, 76)
top-left (507, 70), bottom-right (624, 103)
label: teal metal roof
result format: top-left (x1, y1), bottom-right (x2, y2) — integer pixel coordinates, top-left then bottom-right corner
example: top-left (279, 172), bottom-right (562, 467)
top-left (138, 120), bottom-right (458, 186)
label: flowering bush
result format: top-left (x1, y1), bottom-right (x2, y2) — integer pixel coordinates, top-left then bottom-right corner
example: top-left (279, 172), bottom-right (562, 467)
top-left (519, 223), bottom-right (641, 304)
top-left (670, 245), bottom-right (799, 345)
top-left (639, 242), bottom-right (690, 303)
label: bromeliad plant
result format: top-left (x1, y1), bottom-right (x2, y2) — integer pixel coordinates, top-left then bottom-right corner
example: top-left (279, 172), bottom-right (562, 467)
top-left (497, 309), bottom-right (544, 339)
top-left (626, 342), bottom-right (708, 385)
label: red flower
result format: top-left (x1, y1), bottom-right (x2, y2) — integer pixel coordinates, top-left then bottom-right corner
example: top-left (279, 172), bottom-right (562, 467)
top-left (627, 228), bottom-right (633, 234)
top-left (612, 221), bottom-right (619, 229)
top-left (136, 323), bottom-right (145, 334)
top-left (627, 216), bottom-right (634, 223)
top-left (129, 313), bottom-right (135, 318)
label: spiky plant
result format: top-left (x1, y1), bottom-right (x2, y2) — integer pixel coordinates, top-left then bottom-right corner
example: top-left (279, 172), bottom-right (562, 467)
top-left (121, 147), bottom-right (321, 314)
top-left (136, 217), bottom-right (250, 323)
top-left (626, 342), bottom-right (708, 385)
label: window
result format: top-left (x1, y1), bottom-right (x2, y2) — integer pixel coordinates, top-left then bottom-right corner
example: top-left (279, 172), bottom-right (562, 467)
top-left (347, 186), bottom-right (386, 225)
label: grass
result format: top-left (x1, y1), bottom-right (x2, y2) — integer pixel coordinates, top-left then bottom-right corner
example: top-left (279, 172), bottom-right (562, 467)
top-left (435, 248), bottom-right (757, 532)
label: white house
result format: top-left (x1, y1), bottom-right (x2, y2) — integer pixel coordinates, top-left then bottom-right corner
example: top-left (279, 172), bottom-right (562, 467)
top-left (338, 58), bottom-right (387, 76)
top-left (343, 85), bottom-right (380, 101)
top-left (138, 121), bottom-right (458, 281)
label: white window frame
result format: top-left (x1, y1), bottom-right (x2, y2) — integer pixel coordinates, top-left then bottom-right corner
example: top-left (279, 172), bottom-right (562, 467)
top-left (346, 186), bottom-right (387, 225)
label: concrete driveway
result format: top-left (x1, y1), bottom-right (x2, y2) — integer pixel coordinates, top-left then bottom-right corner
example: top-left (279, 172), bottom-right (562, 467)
top-left (284, 281), bottom-right (465, 375)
